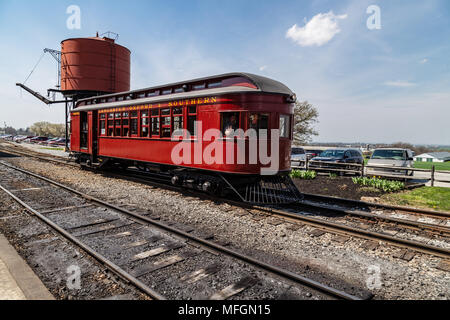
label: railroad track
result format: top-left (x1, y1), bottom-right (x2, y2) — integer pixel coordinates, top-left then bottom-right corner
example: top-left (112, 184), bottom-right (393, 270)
top-left (0, 142), bottom-right (77, 168)
top-left (100, 167), bottom-right (450, 260)
top-left (0, 160), bottom-right (368, 300)
top-left (2, 143), bottom-right (450, 261)
top-left (100, 170), bottom-right (450, 261)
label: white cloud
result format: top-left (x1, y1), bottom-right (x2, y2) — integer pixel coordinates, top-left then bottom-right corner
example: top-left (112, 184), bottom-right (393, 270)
top-left (286, 11), bottom-right (348, 47)
top-left (384, 80), bottom-right (417, 88)
top-left (419, 58), bottom-right (428, 64)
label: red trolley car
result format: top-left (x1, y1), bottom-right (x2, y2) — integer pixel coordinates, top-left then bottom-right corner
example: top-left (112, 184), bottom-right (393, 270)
top-left (70, 73), bottom-right (300, 203)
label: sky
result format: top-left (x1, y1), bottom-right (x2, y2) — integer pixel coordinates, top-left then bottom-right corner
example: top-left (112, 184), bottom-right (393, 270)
top-left (0, 0), bottom-right (449, 145)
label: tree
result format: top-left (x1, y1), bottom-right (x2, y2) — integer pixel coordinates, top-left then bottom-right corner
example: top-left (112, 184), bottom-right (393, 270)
top-left (30, 122), bottom-right (65, 137)
top-left (4, 126), bottom-right (17, 135)
top-left (292, 100), bottom-right (319, 144)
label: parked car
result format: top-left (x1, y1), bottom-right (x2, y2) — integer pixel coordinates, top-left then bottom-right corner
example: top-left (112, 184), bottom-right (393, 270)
top-left (12, 135), bottom-right (26, 142)
top-left (309, 149), bottom-right (364, 174)
top-left (2, 135), bottom-right (14, 140)
top-left (17, 135), bottom-right (34, 143)
top-left (366, 148), bottom-right (414, 176)
top-left (41, 138), bottom-right (59, 145)
top-left (291, 147), bottom-right (306, 166)
top-left (22, 136), bottom-right (36, 143)
top-left (47, 138), bottom-right (67, 147)
top-left (30, 136), bottom-right (49, 144)
top-left (305, 149), bottom-right (323, 160)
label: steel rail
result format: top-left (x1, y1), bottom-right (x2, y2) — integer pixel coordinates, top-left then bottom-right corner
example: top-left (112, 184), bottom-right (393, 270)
top-left (0, 160), bottom-right (364, 300)
top-left (0, 183), bottom-right (166, 300)
top-left (295, 201), bottom-right (450, 235)
top-left (0, 145), bottom-right (76, 168)
top-left (301, 192), bottom-right (450, 218)
top-left (247, 203), bottom-right (450, 259)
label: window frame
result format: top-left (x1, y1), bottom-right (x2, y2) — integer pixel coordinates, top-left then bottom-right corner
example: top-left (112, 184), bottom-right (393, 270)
top-left (130, 110), bottom-right (139, 137)
top-left (187, 105), bottom-right (198, 139)
top-left (114, 112), bottom-right (122, 137)
top-left (99, 113), bottom-right (106, 136)
top-left (151, 108), bottom-right (160, 138)
top-left (279, 114), bottom-right (291, 139)
top-left (172, 107), bottom-right (184, 137)
top-left (220, 111), bottom-right (242, 138)
top-left (247, 112), bottom-right (270, 138)
top-left (122, 111), bottom-right (130, 137)
top-left (140, 108), bottom-right (150, 138)
top-left (160, 107), bottom-right (172, 139)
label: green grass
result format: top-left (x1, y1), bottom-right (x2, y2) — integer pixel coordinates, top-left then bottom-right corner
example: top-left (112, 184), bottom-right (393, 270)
top-left (381, 187), bottom-right (450, 211)
top-left (352, 177), bottom-right (405, 192)
top-left (413, 161), bottom-right (450, 171)
top-left (39, 147), bottom-right (64, 151)
top-left (290, 170), bottom-right (317, 180)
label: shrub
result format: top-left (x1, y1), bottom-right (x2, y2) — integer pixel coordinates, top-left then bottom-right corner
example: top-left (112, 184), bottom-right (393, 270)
top-left (290, 170), bottom-right (317, 180)
top-left (329, 172), bottom-right (338, 178)
top-left (352, 177), bottom-right (405, 192)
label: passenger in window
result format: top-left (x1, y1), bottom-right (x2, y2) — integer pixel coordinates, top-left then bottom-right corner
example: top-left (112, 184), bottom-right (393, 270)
top-left (223, 113), bottom-right (239, 137)
top-left (249, 114), bottom-right (259, 129)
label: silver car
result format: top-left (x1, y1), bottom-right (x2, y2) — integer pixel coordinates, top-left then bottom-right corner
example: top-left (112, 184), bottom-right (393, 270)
top-left (367, 148), bottom-right (414, 176)
top-left (291, 147), bottom-right (307, 167)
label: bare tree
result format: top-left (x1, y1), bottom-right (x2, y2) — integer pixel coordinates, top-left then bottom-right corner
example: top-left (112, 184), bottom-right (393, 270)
top-left (30, 122), bottom-right (65, 137)
top-left (293, 100), bottom-right (319, 144)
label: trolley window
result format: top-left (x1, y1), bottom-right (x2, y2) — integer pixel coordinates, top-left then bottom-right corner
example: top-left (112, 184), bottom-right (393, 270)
top-left (122, 112), bottom-right (129, 137)
top-left (107, 113), bottom-right (114, 136)
top-left (151, 109), bottom-right (160, 137)
top-left (193, 83), bottom-right (206, 90)
top-left (141, 109), bottom-right (149, 137)
top-left (187, 106), bottom-right (197, 137)
top-left (248, 113), bottom-right (269, 137)
top-left (208, 81), bottom-right (222, 88)
top-left (147, 90), bottom-right (159, 97)
top-left (279, 114), bottom-right (290, 139)
top-left (114, 112), bottom-right (121, 137)
top-left (173, 115), bottom-right (183, 132)
top-left (80, 112), bottom-right (88, 148)
top-left (161, 108), bottom-right (171, 138)
top-left (130, 111), bottom-right (138, 136)
top-left (99, 113), bottom-right (106, 136)
top-left (221, 112), bottom-right (240, 137)
top-left (173, 107), bottom-right (184, 135)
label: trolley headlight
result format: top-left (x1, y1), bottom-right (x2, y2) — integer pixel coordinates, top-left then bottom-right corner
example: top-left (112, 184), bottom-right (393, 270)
top-left (287, 94), bottom-right (297, 103)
